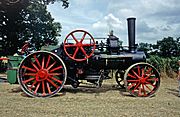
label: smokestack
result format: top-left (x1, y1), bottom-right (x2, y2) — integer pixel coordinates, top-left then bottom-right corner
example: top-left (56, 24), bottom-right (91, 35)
top-left (127, 17), bottom-right (136, 52)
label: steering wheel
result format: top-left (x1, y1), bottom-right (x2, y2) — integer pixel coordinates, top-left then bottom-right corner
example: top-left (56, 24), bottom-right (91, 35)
top-left (64, 30), bottom-right (96, 61)
top-left (7, 0), bottom-right (20, 4)
top-left (21, 43), bottom-right (29, 55)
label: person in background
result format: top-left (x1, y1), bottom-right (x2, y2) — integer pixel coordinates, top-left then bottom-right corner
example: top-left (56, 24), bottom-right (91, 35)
top-left (177, 60), bottom-right (180, 97)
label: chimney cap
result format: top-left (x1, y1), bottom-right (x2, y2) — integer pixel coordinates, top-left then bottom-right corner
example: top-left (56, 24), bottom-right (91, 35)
top-left (127, 17), bottom-right (136, 20)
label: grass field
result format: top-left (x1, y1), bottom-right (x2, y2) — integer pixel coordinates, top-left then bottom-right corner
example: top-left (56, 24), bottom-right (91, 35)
top-left (0, 76), bottom-right (180, 117)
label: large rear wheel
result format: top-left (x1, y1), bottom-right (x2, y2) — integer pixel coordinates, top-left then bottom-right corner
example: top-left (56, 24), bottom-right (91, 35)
top-left (18, 51), bottom-right (67, 97)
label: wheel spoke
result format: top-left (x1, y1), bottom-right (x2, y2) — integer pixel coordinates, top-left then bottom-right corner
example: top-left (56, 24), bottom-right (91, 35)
top-left (46, 79), bottom-right (59, 89)
top-left (49, 73), bottom-right (62, 76)
top-left (46, 82), bottom-right (52, 94)
top-left (41, 55), bottom-right (45, 69)
top-left (127, 80), bottom-right (139, 82)
top-left (127, 73), bottom-right (136, 78)
top-left (138, 86), bottom-right (142, 96)
top-left (145, 72), bottom-right (153, 79)
top-left (42, 81), bottom-right (46, 96)
top-left (82, 43), bottom-right (95, 47)
top-left (46, 55), bottom-right (51, 68)
top-left (145, 67), bottom-right (152, 75)
top-left (33, 55), bottom-right (41, 68)
top-left (144, 84), bottom-right (152, 91)
top-left (137, 65), bottom-right (140, 76)
top-left (80, 32), bottom-right (86, 43)
top-left (22, 65), bottom-right (36, 72)
top-left (22, 77), bottom-right (35, 84)
top-left (145, 81), bottom-right (156, 88)
top-left (31, 62), bottom-right (39, 71)
top-left (73, 47), bottom-right (79, 58)
top-left (80, 47), bottom-right (88, 58)
top-left (50, 77), bottom-right (62, 84)
top-left (64, 44), bottom-right (77, 48)
top-left (34, 82), bottom-right (40, 94)
top-left (49, 65), bottom-right (63, 73)
top-left (142, 84), bottom-right (147, 96)
top-left (132, 70), bottom-right (140, 79)
top-left (24, 73), bottom-right (36, 76)
top-left (47, 61), bottom-right (56, 71)
top-left (71, 33), bottom-right (79, 43)
top-left (132, 82), bottom-right (140, 93)
top-left (141, 68), bottom-right (144, 77)
top-left (28, 81), bottom-right (37, 91)
top-left (127, 83), bottom-right (136, 90)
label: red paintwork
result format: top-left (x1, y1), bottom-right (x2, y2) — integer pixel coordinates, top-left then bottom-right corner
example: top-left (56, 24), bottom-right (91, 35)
top-left (64, 30), bottom-right (96, 61)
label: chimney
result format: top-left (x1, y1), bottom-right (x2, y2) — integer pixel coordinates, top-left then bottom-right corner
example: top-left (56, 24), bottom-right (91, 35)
top-left (127, 17), bottom-right (136, 52)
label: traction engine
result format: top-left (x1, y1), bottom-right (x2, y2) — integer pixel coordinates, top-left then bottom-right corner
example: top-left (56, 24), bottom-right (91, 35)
top-left (17, 18), bottom-right (160, 97)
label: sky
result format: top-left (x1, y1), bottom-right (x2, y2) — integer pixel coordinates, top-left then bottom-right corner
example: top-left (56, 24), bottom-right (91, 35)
top-left (47, 0), bottom-right (180, 45)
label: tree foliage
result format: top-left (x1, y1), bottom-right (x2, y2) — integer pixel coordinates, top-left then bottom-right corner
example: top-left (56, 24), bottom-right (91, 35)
top-left (157, 37), bottom-right (180, 57)
top-left (137, 43), bottom-right (152, 53)
top-left (0, 0), bottom-right (69, 55)
top-left (137, 37), bottom-right (180, 57)
top-left (19, 1), bottom-right (62, 49)
top-left (138, 37), bottom-right (180, 78)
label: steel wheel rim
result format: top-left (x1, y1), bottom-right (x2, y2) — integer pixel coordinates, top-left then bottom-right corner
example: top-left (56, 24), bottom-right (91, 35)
top-left (64, 30), bottom-right (96, 61)
top-left (124, 63), bottom-right (160, 97)
top-left (18, 51), bottom-right (67, 97)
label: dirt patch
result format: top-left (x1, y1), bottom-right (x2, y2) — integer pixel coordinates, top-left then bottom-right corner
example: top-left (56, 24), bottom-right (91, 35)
top-left (0, 77), bottom-right (180, 117)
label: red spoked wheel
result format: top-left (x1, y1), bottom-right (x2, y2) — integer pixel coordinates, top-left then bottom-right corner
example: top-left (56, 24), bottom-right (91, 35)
top-left (124, 63), bottom-right (160, 97)
top-left (64, 30), bottom-right (96, 61)
top-left (18, 51), bottom-right (67, 97)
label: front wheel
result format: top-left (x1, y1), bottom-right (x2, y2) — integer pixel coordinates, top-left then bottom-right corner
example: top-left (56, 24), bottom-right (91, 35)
top-left (115, 70), bottom-right (125, 88)
top-left (18, 51), bottom-right (67, 97)
top-left (124, 63), bottom-right (160, 97)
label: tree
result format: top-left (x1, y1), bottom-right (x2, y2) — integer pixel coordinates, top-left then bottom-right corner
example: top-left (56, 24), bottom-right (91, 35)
top-left (157, 37), bottom-right (179, 57)
top-left (0, 0), bottom-right (27, 55)
top-left (19, 1), bottom-right (62, 49)
top-left (0, 0), bottom-right (69, 55)
top-left (137, 43), bottom-right (151, 52)
top-left (176, 37), bottom-right (180, 56)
